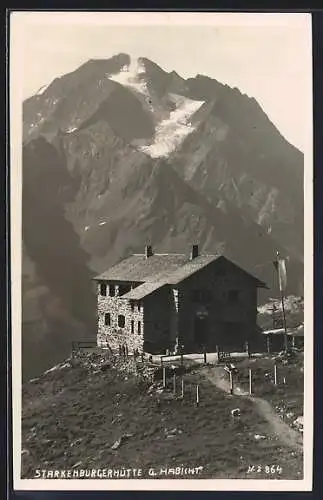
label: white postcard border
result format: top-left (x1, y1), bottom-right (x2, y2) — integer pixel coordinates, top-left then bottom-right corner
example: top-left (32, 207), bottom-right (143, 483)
top-left (10, 10), bottom-right (313, 492)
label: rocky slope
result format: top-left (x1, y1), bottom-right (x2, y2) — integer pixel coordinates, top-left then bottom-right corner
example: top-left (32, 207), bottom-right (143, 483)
top-left (21, 54), bottom-right (304, 379)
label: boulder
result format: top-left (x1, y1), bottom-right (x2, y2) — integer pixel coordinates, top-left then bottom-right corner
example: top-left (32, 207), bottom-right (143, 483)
top-left (293, 416), bottom-right (304, 431)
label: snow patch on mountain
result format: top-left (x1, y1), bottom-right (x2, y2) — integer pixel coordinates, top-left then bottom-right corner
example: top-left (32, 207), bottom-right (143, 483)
top-left (140, 96), bottom-right (204, 158)
top-left (108, 57), bottom-right (149, 96)
top-left (107, 56), bottom-right (203, 156)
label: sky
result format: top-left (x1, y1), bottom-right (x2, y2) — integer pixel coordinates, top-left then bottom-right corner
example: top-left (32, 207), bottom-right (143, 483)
top-left (12, 12), bottom-right (312, 151)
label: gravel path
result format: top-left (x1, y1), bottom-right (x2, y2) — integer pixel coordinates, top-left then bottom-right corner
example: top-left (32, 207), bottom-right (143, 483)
top-left (204, 366), bottom-right (303, 452)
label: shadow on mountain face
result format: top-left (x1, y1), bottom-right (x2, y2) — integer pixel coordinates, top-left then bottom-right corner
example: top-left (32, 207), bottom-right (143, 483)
top-left (80, 156), bottom-right (303, 300)
top-left (22, 137), bottom-right (96, 379)
top-left (79, 85), bottom-right (155, 142)
top-left (170, 77), bottom-right (304, 261)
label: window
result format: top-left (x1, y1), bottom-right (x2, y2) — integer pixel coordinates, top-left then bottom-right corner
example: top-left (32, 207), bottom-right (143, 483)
top-left (104, 313), bottom-right (111, 326)
top-left (228, 290), bottom-right (239, 304)
top-left (118, 315), bottom-right (125, 328)
top-left (130, 301), bottom-right (135, 312)
top-left (137, 301), bottom-right (141, 312)
top-left (109, 285), bottom-right (116, 297)
top-left (100, 283), bottom-right (107, 296)
top-left (191, 290), bottom-right (213, 303)
top-left (138, 321), bottom-right (141, 334)
top-left (131, 320), bottom-right (134, 334)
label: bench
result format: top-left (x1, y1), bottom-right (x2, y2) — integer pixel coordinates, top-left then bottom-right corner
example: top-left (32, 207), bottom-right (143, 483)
top-left (218, 351), bottom-right (232, 363)
top-left (71, 340), bottom-right (97, 351)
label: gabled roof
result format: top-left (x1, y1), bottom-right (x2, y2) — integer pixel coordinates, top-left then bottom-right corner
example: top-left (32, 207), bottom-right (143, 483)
top-left (93, 252), bottom-right (267, 291)
top-left (94, 253), bottom-right (191, 282)
top-left (166, 255), bottom-right (217, 284)
top-left (217, 257), bottom-right (268, 289)
top-left (122, 281), bottom-right (166, 300)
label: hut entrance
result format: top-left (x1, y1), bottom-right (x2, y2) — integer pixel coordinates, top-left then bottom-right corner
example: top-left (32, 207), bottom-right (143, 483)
top-left (194, 315), bottom-right (208, 349)
top-left (223, 321), bottom-right (245, 351)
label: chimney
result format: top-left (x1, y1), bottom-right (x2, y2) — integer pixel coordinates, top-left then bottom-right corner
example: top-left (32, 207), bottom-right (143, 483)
top-left (145, 245), bottom-right (153, 258)
top-left (191, 245), bottom-right (199, 260)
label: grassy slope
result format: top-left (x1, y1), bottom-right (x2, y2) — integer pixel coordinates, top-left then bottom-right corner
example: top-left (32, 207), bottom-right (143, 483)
top-left (22, 353), bottom-right (303, 480)
top-left (235, 353), bottom-right (304, 424)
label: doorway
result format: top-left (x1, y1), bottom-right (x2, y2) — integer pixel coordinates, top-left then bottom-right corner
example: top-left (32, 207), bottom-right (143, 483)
top-left (223, 321), bottom-right (245, 350)
top-left (194, 316), bottom-right (208, 349)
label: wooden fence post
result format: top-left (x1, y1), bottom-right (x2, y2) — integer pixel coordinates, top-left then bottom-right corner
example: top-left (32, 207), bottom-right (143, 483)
top-left (249, 368), bottom-right (252, 395)
top-left (203, 347), bottom-right (207, 364)
top-left (181, 377), bottom-right (184, 398)
top-left (173, 374), bottom-right (176, 395)
top-left (163, 366), bottom-right (166, 388)
top-left (196, 385), bottom-right (200, 407)
top-left (274, 364), bottom-right (278, 385)
top-left (229, 371), bottom-right (234, 395)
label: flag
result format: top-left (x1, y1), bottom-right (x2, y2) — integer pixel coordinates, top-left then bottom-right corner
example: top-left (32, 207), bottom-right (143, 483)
top-left (273, 255), bottom-right (287, 292)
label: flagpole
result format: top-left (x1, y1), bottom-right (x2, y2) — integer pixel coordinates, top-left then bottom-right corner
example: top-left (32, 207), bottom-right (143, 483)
top-left (280, 288), bottom-right (288, 352)
top-left (275, 251), bottom-right (288, 352)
